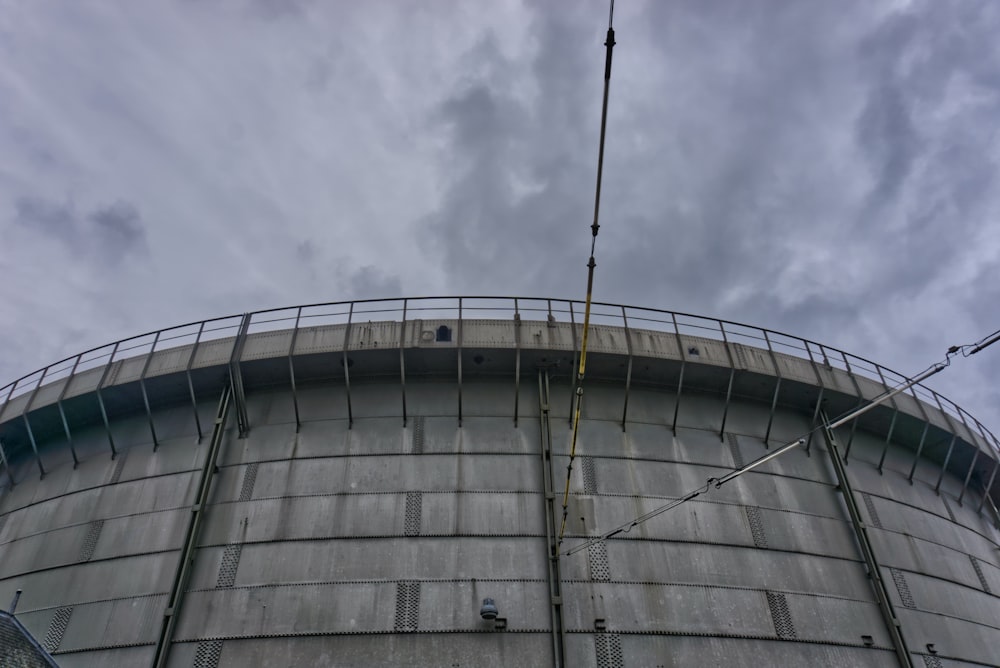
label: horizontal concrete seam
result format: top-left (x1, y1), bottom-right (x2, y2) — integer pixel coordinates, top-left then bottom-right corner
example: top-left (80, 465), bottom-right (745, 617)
top-left (0, 546), bottom-right (180, 584)
top-left (0, 503), bottom-right (192, 549)
top-left (563, 628), bottom-right (896, 650)
top-left (875, 524), bottom-right (1000, 571)
top-left (172, 629), bottom-right (552, 642)
top-left (853, 487), bottom-right (1000, 554)
top-left (557, 535), bottom-right (865, 565)
top-left (0, 466), bottom-right (201, 519)
top-left (561, 579), bottom-right (874, 604)
top-left (50, 641), bottom-right (157, 655)
top-left (186, 577), bottom-right (548, 593)
top-left (14, 591), bottom-right (169, 616)
top-left (196, 533), bottom-right (549, 548)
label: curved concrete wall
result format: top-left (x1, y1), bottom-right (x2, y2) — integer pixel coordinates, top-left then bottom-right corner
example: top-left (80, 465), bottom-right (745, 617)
top-left (0, 312), bottom-right (998, 667)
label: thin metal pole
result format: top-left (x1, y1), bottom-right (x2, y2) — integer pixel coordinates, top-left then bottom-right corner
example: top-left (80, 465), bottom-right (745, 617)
top-left (802, 341), bottom-right (827, 456)
top-left (934, 434), bottom-right (958, 494)
top-left (21, 368), bottom-right (49, 477)
top-left (958, 448), bottom-right (980, 506)
top-left (567, 301), bottom-right (578, 426)
top-left (186, 322), bottom-right (205, 442)
top-left (343, 303), bottom-right (354, 429)
top-left (288, 308), bottom-right (302, 433)
top-left (139, 331), bottom-right (161, 450)
top-left (56, 355), bottom-right (82, 467)
top-left (457, 297), bottom-right (463, 428)
top-left (874, 366), bottom-right (899, 474)
top-left (977, 458), bottom-right (999, 514)
top-left (514, 299), bottom-right (521, 428)
top-left (717, 322), bottom-right (736, 442)
top-left (620, 306), bottom-right (633, 432)
top-left (0, 439), bottom-right (14, 486)
top-left (96, 342), bottom-right (121, 458)
top-left (839, 352), bottom-right (863, 460)
top-left (762, 331), bottom-right (782, 447)
top-left (907, 422), bottom-right (932, 483)
top-left (400, 299), bottom-right (408, 427)
top-left (671, 313), bottom-right (685, 435)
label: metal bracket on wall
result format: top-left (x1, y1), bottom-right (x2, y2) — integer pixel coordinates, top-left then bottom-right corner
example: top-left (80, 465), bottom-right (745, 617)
top-left (399, 300), bottom-right (408, 427)
top-left (55, 355), bottom-right (81, 467)
top-left (762, 331), bottom-right (782, 447)
top-left (874, 366), bottom-right (900, 474)
top-left (820, 412), bottom-right (914, 668)
top-left (342, 304), bottom-right (354, 429)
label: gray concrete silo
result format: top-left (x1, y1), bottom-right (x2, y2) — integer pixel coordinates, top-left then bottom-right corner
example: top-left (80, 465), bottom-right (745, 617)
top-left (0, 297), bottom-right (998, 667)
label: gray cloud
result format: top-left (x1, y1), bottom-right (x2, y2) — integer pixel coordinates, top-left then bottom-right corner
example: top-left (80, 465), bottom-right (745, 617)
top-left (0, 1), bottom-right (997, 430)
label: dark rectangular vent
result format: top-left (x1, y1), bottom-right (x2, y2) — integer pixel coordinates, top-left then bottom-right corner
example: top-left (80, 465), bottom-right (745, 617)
top-left (862, 493), bottom-right (883, 529)
top-left (216, 544), bottom-right (243, 588)
top-left (193, 639), bottom-right (224, 668)
top-left (582, 456), bottom-right (598, 495)
top-left (79, 520), bottom-right (104, 562)
top-left (745, 506), bottom-right (768, 549)
top-left (404, 492), bottom-right (422, 537)
top-left (412, 417), bottom-right (425, 454)
top-left (727, 433), bottom-right (744, 468)
top-left (890, 568), bottom-right (916, 609)
top-left (766, 591), bottom-right (796, 639)
top-left (594, 632), bottom-right (623, 668)
top-left (394, 582), bottom-right (420, 632)
top-left (42, 606), bottom-right (73, 653)
top-left (238, 462), bottom-right (259, 502)
top-left (588, 542), bottom-right (611, 582)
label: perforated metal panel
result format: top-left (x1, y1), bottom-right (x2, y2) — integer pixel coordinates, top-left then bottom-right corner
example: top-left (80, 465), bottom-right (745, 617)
top-left (404, 492), bottom-right (422, 537)
top-left (745, 505), bottom-right (768, 549)
top-left (238, 462), bottom-right (258, 502)
top-left (765, 591), bottom-right (796, 639)
top-left (412, 416), bottom-right (425, 454)
top-left (394, 582), bottom-right (420, 632)
top-left (588, 542), bottom-right (610, 582)
top-left (922, 655), bottom-right (943, 668)
top-left (79, 520), bottom-right (104, 562)
top-left (861, 493), bottom-right (882, 529)
top-left (109, 453), bottom-right (127, 485)
top-left (216, 544), bottom-right (243, 588)
top-left (582, 456), bottom-right (597, 495)
top-left (193, 639), bottom-right (224, 668)
top-left (594, 633), bottom-right (623, 668)
top-left (42, 606), bottom-right (73, 652)
top-left (727, 432), bottom-right (744, 467)
top-left (890, 568), bottom-right (916, 608)
top-left (969, 555), bottom-right (991, 593)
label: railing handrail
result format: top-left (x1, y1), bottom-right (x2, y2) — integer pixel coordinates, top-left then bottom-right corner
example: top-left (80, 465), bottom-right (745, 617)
top-left (2, 296), bottom-right (997, 453)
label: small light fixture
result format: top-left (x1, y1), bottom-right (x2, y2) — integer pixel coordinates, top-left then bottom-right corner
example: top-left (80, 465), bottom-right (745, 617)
top-left (480, 598), bottom-right (498, 620)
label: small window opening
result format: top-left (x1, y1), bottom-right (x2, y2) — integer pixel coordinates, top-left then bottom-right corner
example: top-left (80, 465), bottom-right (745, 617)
top-left (436, 325), bottom-right (452, 342)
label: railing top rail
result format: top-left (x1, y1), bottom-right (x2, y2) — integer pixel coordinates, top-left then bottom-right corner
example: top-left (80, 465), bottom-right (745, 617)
top-left (2, 295), bottom-right (996, 453)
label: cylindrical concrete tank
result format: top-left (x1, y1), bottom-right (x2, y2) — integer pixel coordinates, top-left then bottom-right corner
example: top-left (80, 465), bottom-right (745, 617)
top-left (0, 297), bottom-right (998, 667)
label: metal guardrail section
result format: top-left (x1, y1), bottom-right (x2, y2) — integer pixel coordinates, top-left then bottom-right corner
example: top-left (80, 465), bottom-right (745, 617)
top-left (1, 296), bottom-right (998, 456)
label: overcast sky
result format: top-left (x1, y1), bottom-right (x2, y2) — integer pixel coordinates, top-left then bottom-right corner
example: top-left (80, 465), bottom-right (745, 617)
top-left (1, 0), bottom-right (998, 432)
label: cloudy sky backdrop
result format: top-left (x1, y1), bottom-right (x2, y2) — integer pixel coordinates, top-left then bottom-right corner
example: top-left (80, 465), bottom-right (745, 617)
top-left (1, 0), bottom-right (998, 429)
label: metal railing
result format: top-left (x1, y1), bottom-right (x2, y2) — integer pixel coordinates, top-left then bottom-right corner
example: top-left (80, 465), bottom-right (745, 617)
top-left (2, 296), bottom-right (998, 454)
